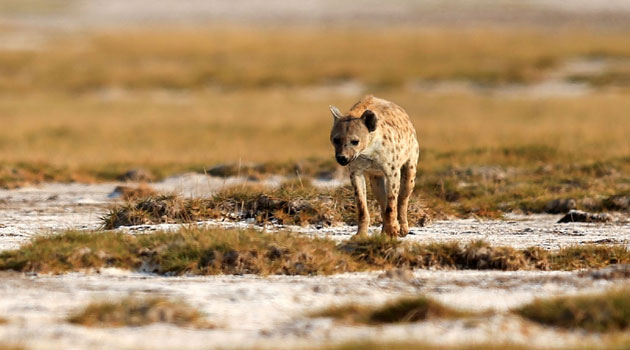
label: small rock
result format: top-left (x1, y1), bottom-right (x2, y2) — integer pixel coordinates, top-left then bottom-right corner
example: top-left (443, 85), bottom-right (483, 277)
top-left (557, 210), bottom-right (612, 223)
top-left (545, 198), bottom-right (577, 214)
top-left (119, 168), bottom-right (154, 182)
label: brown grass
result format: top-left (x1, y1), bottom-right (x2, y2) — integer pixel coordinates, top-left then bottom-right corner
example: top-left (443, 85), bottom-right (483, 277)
top-left (1, 27), bottom-right (630, 195)
top-left (515, 289), bottom-right (630, 332)
top-left (311, 296), bottom-right (472, 325)
top-left (68, 296), bottom-right (212, 328)
top-left (3, 27), bottom-right (630, 93)
top-left (102, 185), bottom-right (430, 229)
top-left (0, 228), bottom-right (362, 275)
top-left (0, 346), bottom-right (23, 350)
top-left (3, 90), bottom-right (630, 180)
top-left (0, 228), bottom-right (628, 275)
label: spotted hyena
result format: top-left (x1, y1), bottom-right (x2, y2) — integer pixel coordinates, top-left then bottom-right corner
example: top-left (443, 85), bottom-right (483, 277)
top-left (329, 95), bottom-right (419, 237)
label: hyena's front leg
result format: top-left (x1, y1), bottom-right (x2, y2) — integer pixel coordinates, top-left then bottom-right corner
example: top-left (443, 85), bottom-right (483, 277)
top-left (397, 161), bottom-right (416, 237)
top-left (350, 172), bottom-right (369, 236)
top-left (383, 169), bottom-right (401, 237)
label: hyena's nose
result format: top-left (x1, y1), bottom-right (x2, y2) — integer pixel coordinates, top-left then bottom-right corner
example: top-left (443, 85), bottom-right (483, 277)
top-left (335, 154), bottom-right (350, 166)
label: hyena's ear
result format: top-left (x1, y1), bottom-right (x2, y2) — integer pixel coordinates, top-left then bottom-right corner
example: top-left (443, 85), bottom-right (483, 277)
top-left (329, 105), bottom-right (343, 121)
top-left (361, 109), bottom-right (377, 132)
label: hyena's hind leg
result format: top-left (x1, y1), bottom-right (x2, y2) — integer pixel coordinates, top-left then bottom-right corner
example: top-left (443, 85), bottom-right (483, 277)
top-left (397, 160), bottom-right (417, 237)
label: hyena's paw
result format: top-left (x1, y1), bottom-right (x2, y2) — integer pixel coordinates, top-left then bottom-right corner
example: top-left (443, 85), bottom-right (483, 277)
top-left (384, 222), bottom-right (400, 238)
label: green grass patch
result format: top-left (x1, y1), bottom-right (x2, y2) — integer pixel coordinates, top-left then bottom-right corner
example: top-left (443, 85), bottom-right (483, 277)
top-left (516, 289), bottom-right (630, 332)
top-left (68, 297), bottom-right (212, 328)
top-left (1, 228), bottom-right (629, 275)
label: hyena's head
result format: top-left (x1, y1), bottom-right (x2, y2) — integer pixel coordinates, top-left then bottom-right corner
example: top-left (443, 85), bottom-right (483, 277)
top-left (329, 105), bottom-right (377, 166)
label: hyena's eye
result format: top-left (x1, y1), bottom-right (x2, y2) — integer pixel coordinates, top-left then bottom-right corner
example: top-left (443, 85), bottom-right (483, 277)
top-left (351, 140), bottom-right (359, 146)
top-left (333, 137), bottom-right (341, 145)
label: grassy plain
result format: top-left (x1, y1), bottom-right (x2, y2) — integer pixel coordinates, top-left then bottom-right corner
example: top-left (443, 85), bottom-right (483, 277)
top-left (1, 26), bottom-right (629, 216)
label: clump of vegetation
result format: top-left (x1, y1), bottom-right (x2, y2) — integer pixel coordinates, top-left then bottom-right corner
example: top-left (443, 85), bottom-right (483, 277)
top-left (1, 228), bottom-right (629, 275)
top-left (515, 289), bottom-right (630, 332)
top-left (547, 245), bottom-right (630, 270)
top-left (102, 194), bottom-right (219, 229)
top-left (0, 228), bottom-right (362, 275)
top-left (311, 296), bottom-right (471, 325)
top-left (102, 185), bottom-right (429, 230)
top-left (68, 297), bottom-right (212, 328)
top-left (342, 237), bottom-right (539, 271)
top-left (415, 158), bottom-right (630, 219)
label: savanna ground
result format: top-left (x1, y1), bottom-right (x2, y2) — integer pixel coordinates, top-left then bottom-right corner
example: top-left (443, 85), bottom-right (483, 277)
top-left (1, 1), bottom-right (630, 349)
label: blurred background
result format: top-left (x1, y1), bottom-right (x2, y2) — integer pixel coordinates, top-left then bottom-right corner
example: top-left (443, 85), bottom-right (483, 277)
top-left (0, 0), bottom-right (629, 204)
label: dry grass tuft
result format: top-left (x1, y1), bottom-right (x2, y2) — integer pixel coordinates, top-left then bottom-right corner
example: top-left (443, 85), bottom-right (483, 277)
top-left (102, 194), bottom-right (218, 229)
top-left (102, 185), bottom-right (429, 229)
top-left (342, 238), bottom-right (535, 271)
top-left (0, 228), bottom-right (361, 275)
top-left (311, 296), bottom-right (473, 325)
top-left (341, 237), bottom-right (630, 271)
top-left (68, 297), bottom-right (212, 328)
top-left (515, 289), bottom-right (630, 332)
top-left (1, 228), bottom-right (629, 275)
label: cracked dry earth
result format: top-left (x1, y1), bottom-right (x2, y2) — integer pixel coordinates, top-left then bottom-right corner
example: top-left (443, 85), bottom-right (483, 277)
top-left (0, 175), bottom-right (629, 350)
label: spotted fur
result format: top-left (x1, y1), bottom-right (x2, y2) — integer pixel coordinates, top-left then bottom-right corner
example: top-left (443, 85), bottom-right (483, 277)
top-left (329, 95), bottom-right (419, 237)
